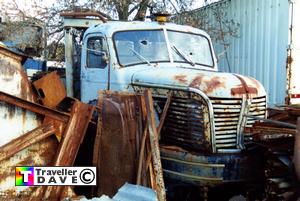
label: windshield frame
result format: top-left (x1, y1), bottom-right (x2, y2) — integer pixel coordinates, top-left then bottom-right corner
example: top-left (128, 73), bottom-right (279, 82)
top-left (167, 29), bottom-right (215, 68)
top-left (112, 28), bottom-right (215, 68)
top-left (112, 29), bottom-right (170, 67)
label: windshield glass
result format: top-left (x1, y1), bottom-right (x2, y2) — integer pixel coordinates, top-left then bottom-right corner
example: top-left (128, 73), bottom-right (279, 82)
top-left (113, 29), bottom-right (214, 67)
top-left (167, 30), bottom-right (214, 67)
top-left (114, 30), bottom-right (169, 66)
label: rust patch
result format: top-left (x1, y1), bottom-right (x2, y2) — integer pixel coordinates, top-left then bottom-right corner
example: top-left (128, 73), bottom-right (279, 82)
top-left (287, 55), bottom-right (293, 65)
top-left (0, 49), bottom-right (37, 102)
top-left (189, 74), bottom-right (204, 87)
top-left (205, 77), bottom-right (226, 94)
top-left (0, 61), bottom-right (16, 77)
top-left (0, 47), bottom-right (23, 62)
top-left (6, 105), bottom-right (16, 119)
top-left (231, 74), bottom-right (258, 98)
top-left (189, 75), bottom-right (226, 94)
top-left (247, 77), bottom-right (261, 89)
top-left (231, 85), bottom-right (258, 96)
top-left (174, 75), bottom-right (188, 84)
top-left (22, 108), bottom-right (27, 127)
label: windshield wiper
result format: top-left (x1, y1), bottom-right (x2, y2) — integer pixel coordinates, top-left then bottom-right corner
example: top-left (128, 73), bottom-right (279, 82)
top-left (171, 44), bottom-right (195, 66)
top-left (130, 48), bottom-right (152, 66)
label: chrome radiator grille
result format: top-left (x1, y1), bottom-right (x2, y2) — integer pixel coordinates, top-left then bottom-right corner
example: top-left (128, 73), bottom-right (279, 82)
top-left (211, 96), bottom-right (266, 151)
top-left (154, 95), bottom-right (209, 151)
top-left (244, 96), bottom-right (267, 142)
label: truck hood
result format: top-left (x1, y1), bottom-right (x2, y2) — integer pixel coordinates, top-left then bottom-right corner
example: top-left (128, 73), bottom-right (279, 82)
top-left (131, 67), bottom-right (266, 98)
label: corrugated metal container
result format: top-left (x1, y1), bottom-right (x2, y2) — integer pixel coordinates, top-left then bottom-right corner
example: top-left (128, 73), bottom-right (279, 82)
top-left (175, 0), bottom-right (300, 105)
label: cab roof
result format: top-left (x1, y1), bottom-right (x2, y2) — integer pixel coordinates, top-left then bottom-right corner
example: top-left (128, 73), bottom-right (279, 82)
top-left (84, 20), bottom-right (211, 38)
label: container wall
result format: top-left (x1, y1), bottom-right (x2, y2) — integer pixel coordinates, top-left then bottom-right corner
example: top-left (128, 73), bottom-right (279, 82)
top-left (0, 46), bottom-right (57, 198)
top-left (176, 0), bottom-right (290, 105)
top-left (289, 0), bottom-right (300, 104)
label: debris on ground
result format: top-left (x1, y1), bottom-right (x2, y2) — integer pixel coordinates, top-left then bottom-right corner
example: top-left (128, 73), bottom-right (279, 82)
top-left (251, 106), bottom-right (300, 200)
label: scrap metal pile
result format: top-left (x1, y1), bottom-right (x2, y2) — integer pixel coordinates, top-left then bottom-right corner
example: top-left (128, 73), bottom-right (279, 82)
top-left (251, 106), bottom-right (300, 200)
top-left (0, 45), bottom-right (166, 200)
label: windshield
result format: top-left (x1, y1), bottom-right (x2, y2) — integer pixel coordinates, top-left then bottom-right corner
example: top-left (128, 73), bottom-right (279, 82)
top-left (113, 29), bottom-right (214, 67)
top-left (113, 30), bottom-right (169, 66)
top-left (167, 30), bottom-right (213, 67)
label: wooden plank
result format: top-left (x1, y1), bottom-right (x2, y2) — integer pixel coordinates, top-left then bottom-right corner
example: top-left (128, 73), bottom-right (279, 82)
top-left (157, 94), bottom-right (172, 136)
top-left (144, 90), bottom-right (166, 201)
top-left (136, 125), bottom-right (148, 185)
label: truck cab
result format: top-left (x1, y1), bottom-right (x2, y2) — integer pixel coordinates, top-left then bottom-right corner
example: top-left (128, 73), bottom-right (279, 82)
top-left (63, 14), bottom-right (267, 187)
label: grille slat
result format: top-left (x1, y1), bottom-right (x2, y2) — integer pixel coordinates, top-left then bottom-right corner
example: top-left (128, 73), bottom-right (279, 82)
top-left (157, 94), bottom-right (207, 151)
top-left (215, 130), bottom-right (237, 135)
top-left (212, 96), bottom-right (266, 150)
top-left (215, 134), bottom-right (237, 139)
top-left (164, 122), bottom-right (204, 133)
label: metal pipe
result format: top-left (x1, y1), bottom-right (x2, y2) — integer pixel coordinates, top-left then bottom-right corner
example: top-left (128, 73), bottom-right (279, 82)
top-left (244, 114), bottom-right (296, 129)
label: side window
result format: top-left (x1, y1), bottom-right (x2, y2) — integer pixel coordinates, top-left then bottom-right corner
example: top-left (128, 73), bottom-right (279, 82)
top-left (87, 37), bottom-right (108, 69)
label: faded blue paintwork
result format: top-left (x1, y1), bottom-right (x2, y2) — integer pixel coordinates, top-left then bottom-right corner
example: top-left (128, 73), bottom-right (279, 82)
top-left (160, 146), bottom-right (264, 186)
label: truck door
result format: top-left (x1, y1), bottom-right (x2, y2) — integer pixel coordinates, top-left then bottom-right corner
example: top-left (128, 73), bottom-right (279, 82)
top-left (81, 34), bottom-right (109, 103)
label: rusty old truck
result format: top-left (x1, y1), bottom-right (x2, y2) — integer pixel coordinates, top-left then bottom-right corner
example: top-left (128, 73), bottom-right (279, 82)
top-left (61, 13), bottom-right (267, 189)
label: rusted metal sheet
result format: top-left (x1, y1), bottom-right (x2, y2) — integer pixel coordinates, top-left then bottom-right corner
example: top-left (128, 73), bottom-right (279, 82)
top-left (252, 125), bottom-right (295, 141)
top-left (0, 45), bottom-right (59, 199)
top-left (0, 46), bottom-right (38, 146)
top-left (33, 71), bottom-right (67, 108)
top-left (93, 91), bottom-right (142, 197)
top-left (0, 138), bottom-right (58, 200)
top-left (0, 45), bottom-right (98, 200)
top-left (93, 90), bottom-right (166, 200)
top-left (43, 117), bottom-right (66, 141)
top-left (0, 123), bottom-right (56, 162)
top-left (41, 101), bottom-right (94, 200)
top-left (0, 91), bottom-right (69, 123)
top-left (61, 12), bottom-right (107, 23)
top-left (251, 105), bottom-right (300, 142)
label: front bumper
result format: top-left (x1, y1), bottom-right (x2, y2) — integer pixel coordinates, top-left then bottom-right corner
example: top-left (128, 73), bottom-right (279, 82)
top-left (160, 145), bottom-right (264, 187)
